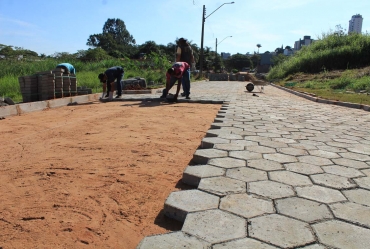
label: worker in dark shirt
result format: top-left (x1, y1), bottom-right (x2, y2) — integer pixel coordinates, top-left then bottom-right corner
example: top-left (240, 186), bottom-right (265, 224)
top-left (98, 66), bottom-right (124, 100)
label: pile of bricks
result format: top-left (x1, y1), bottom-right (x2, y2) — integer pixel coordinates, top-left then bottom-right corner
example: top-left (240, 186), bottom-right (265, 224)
top-left (18, 68), bottom-right (78, 102)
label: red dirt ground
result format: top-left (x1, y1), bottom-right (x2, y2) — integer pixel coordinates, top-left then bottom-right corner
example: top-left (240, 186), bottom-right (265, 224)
top-left (0, 100), bottom-right (220, 249)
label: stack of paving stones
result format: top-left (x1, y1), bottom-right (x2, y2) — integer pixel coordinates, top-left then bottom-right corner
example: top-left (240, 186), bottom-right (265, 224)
top-left (18, 68), bottom-right (78, 102)
top-left (209, 74), bottom-right (229, 81)
top-left (18, 75), bottom-right (39, 102)
top-left (137, 81), bottom-right (370, 249)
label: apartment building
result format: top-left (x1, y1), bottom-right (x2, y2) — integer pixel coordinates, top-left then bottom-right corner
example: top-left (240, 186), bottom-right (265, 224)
top-left (294, 36), bottom-right (314, 51)
top-left (348, 14), bottom-right (363, 34)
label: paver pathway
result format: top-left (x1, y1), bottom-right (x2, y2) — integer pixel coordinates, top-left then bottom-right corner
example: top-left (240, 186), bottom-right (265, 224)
top-left (134, 81), bottom-right (370, 249)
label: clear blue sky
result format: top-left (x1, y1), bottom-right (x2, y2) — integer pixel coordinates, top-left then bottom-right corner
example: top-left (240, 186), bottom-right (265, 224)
top-left (0, 0), bottom-right (369, 56)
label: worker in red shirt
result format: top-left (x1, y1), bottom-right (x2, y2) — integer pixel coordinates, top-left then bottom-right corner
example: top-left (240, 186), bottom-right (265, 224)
top-left (160, 62), bottom-right (191, 101)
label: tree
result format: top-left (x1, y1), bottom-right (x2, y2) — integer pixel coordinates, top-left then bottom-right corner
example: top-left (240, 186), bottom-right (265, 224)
top-left (86, 18), bottom-right (136, 58)
top-left (271, 53), bottom-right (288, 66)
top-left (256, 44), bottom-right (262, 53)
top-left (81, 48), bottom-right (111, 61)
top-left (224, 53), bottom-right (253, 71)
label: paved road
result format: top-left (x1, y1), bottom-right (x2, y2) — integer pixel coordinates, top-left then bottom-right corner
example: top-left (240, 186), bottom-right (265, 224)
top-left (136, 81), bottom-right (370, 249)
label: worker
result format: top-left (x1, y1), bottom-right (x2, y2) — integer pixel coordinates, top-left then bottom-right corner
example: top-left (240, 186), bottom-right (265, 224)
top-left (56, 63), bottom-right (76, 74)
top-left (160, 62), bottom-right (190, 101)
top-left (98, 66), bottom-right (124, 100)
top-left (176, 38), bottom-right (195, 97)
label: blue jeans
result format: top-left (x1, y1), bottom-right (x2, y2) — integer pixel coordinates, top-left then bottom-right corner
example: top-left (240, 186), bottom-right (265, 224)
top-left (181, 68), bottom-right (191, 97)
top-left (116, 73), bottom-right (124, 96)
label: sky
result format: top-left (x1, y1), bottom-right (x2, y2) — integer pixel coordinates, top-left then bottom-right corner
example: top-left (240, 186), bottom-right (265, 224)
top-left (0, 0), bottom-right (369, 56)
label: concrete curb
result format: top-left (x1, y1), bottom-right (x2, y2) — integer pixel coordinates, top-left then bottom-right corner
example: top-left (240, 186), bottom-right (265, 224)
top-left (271, 83), bottom-right (369, 112)
top-left (0, 93), bottom-right (101, 118)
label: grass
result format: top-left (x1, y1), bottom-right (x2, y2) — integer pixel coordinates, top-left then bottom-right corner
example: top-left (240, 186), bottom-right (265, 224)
top-left (288, 87), bottom-right (370, 106)
top-left (0, 56), bottom-right (205, 103)
top-left (267, 32), bottom-right (370, 106)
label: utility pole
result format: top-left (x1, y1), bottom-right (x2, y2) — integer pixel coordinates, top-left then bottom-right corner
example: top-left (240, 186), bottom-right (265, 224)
top-left (199, 5), bottom-right (205, 77)
top-left (199, 2), bottom-right (234, 77)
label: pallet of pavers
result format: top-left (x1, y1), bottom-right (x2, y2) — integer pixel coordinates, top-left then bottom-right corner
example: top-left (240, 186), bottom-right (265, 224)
top-left (18, 68), bottom-right (79, 102)
top-left (54, 72), bottom-right (64, 98)
top-left (18, 75), bottom-right (39, 102)
top-left (70, 75), bottom-right (77, 96)
top-left (37, 74), bottom-right (55, 101)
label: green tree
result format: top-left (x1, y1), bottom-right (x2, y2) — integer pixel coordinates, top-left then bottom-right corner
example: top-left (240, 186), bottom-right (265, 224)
top-left (0, 46), bottom-right (14, 56)
top-left (224, 53), bottom-right (253, 71)
top-left (271, 53), bottom-right (288, 66)
top-left (86, 18), bottom-right (136, 58)
top-left (81, 48), bottom-right (111, 61)
top-left (256, 44), bottom-right (262, 53)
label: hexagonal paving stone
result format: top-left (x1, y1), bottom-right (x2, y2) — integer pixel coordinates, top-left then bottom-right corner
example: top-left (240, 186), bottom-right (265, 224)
top-left (259, 140), bottom-right (289, 148)
top-left (226, 167), bottom-right (268, 182)
top-left (310, 173), bottom-right (357, 189)
top-left (248, 159), bottom-right (284, 171)
top-left (192, 149), bottom-right (228, 164)
top-left (297, 244), bottom-right (327, 249)
top-left (312, 220), bottom-right (370, 249)
top-left (214, 143), bottom-right (245, 151)
top-left (208, 157), bottom-right (246, 169)
top-left (330, 202), bottom-right (370, 228)
top-left (257, 132), bottom-right (283, 138)
top-left (198, 176), bottom-right (246, 196)
top-left (308, 149), bottom-right (340, 159)
top-left (220, 193), bottom-right (274, 218)
top-left (182, 165), bottom-right (226, 186)
top-left (269, 170), bottom-right (312, 186)
top-left (347, 144), bottom-right (370, 155)
top-left (164, 190), bottom-right (220, 222)
top-left (339, 152), bottom-right (370, 162)
top-left (137, 231), bottom-right (210, 249)
top-left (298, 156), bottom-right (332, 166)
top-left (316, 145), bottom-right (348, 153)
top-left (326, 141), bottom-right (351, 148)
top-left (263, 153), bottom-right (298, 163)
top-left (231, 140), bottom-right (258, 147)
top-left (332, 158), bottom-right (370, 169)
top-left (296, 185), bottom-right (347, 203)
top-left (229, 150), bottom-right (263, 160)
top-left (276, 197), bottom-right (333, 223)
top-left (284, 162), bottom-right (324, 175)
top-left (213, 237), bottom-right (278, 249)
top-left (218, 133), bottom-right (244, 140)
top-left (246, 145), bottom-right (276, 154)
top-left (322, 165), bottom-right (365, 178)
top-left (343, 188), bottom-right (370, 206)
top-left (272, 137), bottom-right (297, 144)
top-left (245, 135), bottom-right (271, 142)
top-left (353, 177), bottom-right (370, 190)
top-left (290, 143), bottom-right (318, 151)
top-left (249, 214), bottom-right (315, 248)
top-left (201, 137), bottom-right (230, 149)
top-left (182, 209), bottom-right (246, 244)
top-left (248, 180), bottom-right (295, 199)
top-left (362, 169), bottom-right (370, 176)
top-left (206, 129), bottom-right (231, 137)
top-left (277, 147), bottom-right (308, 156)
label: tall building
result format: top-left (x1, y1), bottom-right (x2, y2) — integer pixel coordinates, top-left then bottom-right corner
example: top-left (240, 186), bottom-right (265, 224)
top-left (294, 36), bottom-right (314, 51)
top-left (221, 52), bottom-right (231, 59)
top-left (348, 14), bottom-right (363, 34)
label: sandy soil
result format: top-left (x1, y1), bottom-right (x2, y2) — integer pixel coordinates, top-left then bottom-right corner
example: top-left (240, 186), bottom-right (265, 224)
top-left (0, 100), bottom-right (220, 249)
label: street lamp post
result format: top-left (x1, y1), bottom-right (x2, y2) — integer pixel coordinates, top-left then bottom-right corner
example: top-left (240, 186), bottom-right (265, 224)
top-left (199, 2), bottom-right (234, 77)
top-left (216, 35), bottom-right (232, 57)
